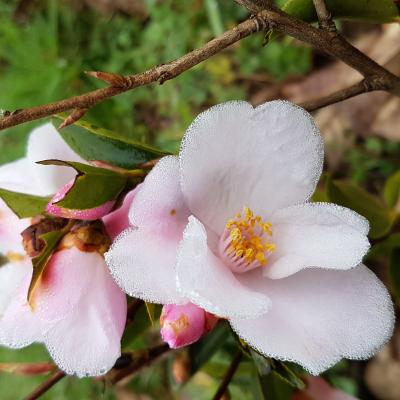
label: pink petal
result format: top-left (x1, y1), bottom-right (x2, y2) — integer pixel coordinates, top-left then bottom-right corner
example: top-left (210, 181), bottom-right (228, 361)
top-left (46, 180), bottom-right (115, 220)
top-left (106, 156), bottom-right (189, 304)
top-left (42, 251), bottom-right (127, 377)
top-left (265, 203), bottom-right (370, 279)
top-left (180, 101), bottom-right (323, 235)
top-left (160, 303), bottom-right (206, 349)
top-left (32, 248), bottom-right (100, 322)
top-left (230, 265), bottom-right (394, 375)
top-left (176, 216), bottom-right (271, 319)
top-left (103, 188), bottom-right (139, 239)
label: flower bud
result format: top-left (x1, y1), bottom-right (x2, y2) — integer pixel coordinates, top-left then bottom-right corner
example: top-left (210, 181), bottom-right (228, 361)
top-left (46, 180), bottom-right (115, 220)
top-left (160, 303), bottom-right (218, 349)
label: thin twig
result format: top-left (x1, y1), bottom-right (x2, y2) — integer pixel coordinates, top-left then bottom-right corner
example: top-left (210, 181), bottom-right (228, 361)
top-left (0, 16), bottom-right (267, 131)
top-left (1, 1), bottom-right (399, 130)
top-left (312, 0), bottom-right (336, 31)
top-left (24, 370), bottom-right (66, 400)
top-left (108, 343), bottom-right (171, 384)
top-left (300, 77), bottom-right (389, 112)
top-left (212, 351), bottom-right (243, 400)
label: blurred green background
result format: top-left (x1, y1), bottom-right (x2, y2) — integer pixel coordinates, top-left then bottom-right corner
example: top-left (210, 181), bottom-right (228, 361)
top-left (0, 0), bottom-right (399, 399)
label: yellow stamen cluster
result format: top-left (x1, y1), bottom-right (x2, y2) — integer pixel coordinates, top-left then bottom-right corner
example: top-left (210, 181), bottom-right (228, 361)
top-left (226, 207), bottom-right (275, 266)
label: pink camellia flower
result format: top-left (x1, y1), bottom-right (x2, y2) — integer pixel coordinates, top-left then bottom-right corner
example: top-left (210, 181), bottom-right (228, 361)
top-left (46, 180), bottom-right (116, 220)
top-left (106, 100), bottom-right (394, 374)
top-left (160, 303), bottom-right (218, 349)
top-left (0, 123), bottom-right (130, 377)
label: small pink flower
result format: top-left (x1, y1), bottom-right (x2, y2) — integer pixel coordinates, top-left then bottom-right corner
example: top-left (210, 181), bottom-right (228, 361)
top-left (46, 180), bottom-right (116, 220)
top-left (160, 303), bottom-right (218, 349)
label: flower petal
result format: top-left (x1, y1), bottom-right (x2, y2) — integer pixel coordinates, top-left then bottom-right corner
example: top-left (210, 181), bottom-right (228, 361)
top-left (176, 216), bottom-right (271, 319)
top-left (27, 123), bottom-right (86, 195)
top-left (0, 157), bottom-right (44, 195)
top-left (33, 248), bottom-right (98, 322)
top-left (180, 101), bottom-right (323, 234)
top-left (230, 265), bottom-right (394, 375)
top-left (103, 188), bottom-right (139, 239)
top-left (105, 156), bottom-right (189, 304)
top-left (0, 261), bottom-right (43, 348)
top-left (0, 199), bottom-right (29, 254)
top-left (106, 228), bottom-right (186, 304)
top-left (129, 156), bottom-right (190, 239)
top-left (265, 203), bottom-right (370, 279)
top-left (43, 252), bottom-right (126, 377)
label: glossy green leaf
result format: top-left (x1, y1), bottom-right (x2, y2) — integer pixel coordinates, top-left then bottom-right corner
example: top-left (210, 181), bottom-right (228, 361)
top-left (368, 233), bottom-right (400, 260)
top-left (0, 188), bottom-right (50, 218)
top-left (282, 0), bottom-right (399, 24)
top-left (327, 178), bottom-right (396, 239)
top-left (390, 248), bottom-right (400, 300)
top-left (384, 170), bottom-right (400, 209)
top-left (28, 221), bottom-right (74, 302)
top-left (271, 360), bottom-right (305, 390)
top-left (53, 118), bottom-right (169, 169)
top-left (189, 321), bottom-right (231, 374)
top-left (38, 160), bottom-right (129, 210)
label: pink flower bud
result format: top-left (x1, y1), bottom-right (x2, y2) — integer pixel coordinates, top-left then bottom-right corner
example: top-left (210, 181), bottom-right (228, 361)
top-left (160, 303), bottom-right (218, 349)
top-left (46, 180), bottom-right (115, 220)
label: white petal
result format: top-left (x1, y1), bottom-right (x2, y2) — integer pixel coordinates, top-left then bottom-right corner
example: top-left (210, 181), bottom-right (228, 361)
top-left (265, 203), bottom-right (370, 279)
top-left (106, 228), bottom-right (186, 304)
top-left (180, 101), bottom-right (323, 234)
top-left (106, 156), bottom-right (189, 304)
top-left (27, 123), bottom-right (86, 195)
top-left (43, 253), bottom-right (127, 377)
top-left (231, 265), bottom-right (394, 375)
top-left (0, 261), bottom-right (43, 348)
top-left (0, 199), bottom-right (29, 254)
top-left (129, 156), bottom-right (190, 239)
top-left (176, 216), bottom-right (271, 319)
top-left (0, 158), bottom-right (43, 195)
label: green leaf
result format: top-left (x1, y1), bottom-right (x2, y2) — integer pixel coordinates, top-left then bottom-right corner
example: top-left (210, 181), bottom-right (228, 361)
top-left (0, 188), bottom-right (50, 218)
top-left (189, 321), bottom-right (231, 374)
top-left (282, 0), bottom-right (399, 24)
top-left (38, 160), bottom-right (129, 210)
top-left (368, 233), bottom-right (400, 260)
top-left (271, 360), bottom-right (305, 390)
top-left (390, 248), bottom-right (400, 300)
top-left (327, 178), bottom-right (396, 239)
top-left (384, 170), bottom-right (400, 209)
top-left (53, 118), bottom-right (169, 169)
top-left (28, 221), bottom-right (74, 302)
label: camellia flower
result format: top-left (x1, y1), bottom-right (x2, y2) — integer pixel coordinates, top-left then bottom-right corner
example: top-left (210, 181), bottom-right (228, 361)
top-left (0, 123), bottom-right (129, 376)
top-left (106, 100), bottom-right (394, 374)
top-left (160, 303), bottom-right (218, 349)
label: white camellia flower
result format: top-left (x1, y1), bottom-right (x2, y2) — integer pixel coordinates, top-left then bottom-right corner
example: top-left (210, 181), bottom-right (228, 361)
top-left (106, 100), bottom-right (394, 374)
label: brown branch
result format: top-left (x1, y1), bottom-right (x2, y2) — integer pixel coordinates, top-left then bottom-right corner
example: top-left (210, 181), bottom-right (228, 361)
top-left (0, 16), bottom-right (267, 131)
top-left (212, 351), bottom-right (243, 400)
top-left (1, 1), bottom-right (400, 131)
top-left (312, 0), bottom-right (336, 31)
top-left (301, 77), bottom-right (389, 112)
top-left (235, 2), bottom-right (400, 94)
top-left (24, 370), bottom-right (66, 400)
top-left (126, 298), bottom-right (144, 323)
top-left (108, 343), bottom-right (171, 384)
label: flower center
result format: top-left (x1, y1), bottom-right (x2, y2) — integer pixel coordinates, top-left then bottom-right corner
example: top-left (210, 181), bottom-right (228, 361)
top-left (219, 207), bottom-right (276, 274)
